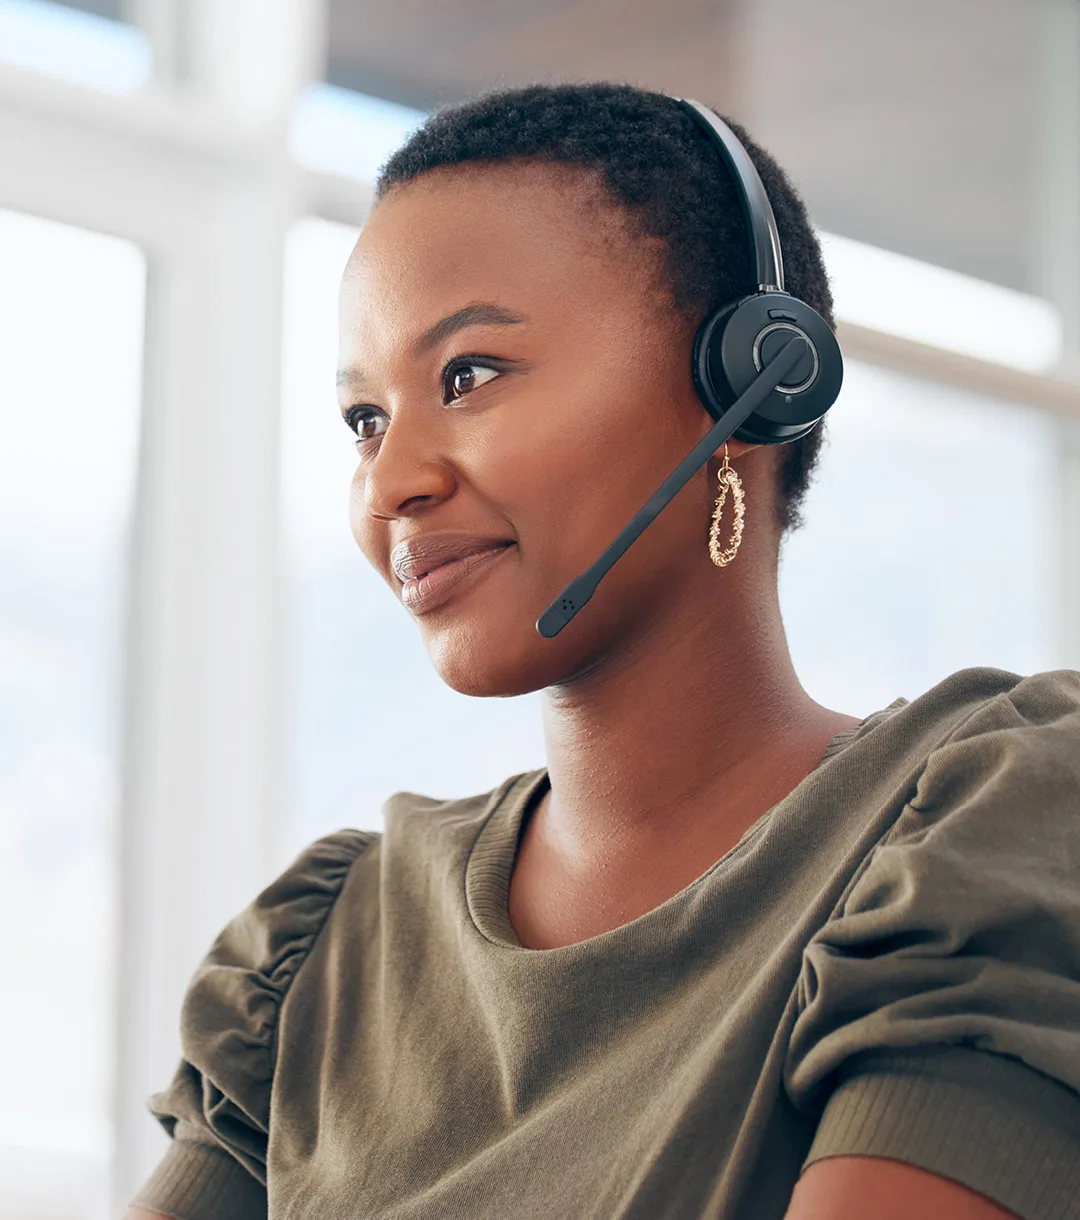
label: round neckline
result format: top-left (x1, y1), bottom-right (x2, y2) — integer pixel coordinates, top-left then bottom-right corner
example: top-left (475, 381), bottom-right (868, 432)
top-left (465, 769), bottom-right (552, 952)
top-left (463, 706), bottom-right (899, 955)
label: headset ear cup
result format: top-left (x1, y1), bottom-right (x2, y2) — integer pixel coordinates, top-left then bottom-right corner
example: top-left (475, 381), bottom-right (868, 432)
top-left (691, 301), bottom-right (740, 421)
top-left (721, 292), bottom-right (842, 444)
top-left (692, 291), bottom-right (843, 445)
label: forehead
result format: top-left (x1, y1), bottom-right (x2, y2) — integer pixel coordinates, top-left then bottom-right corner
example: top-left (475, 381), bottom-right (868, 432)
top-left (340, 162), bottom-right (669, 339)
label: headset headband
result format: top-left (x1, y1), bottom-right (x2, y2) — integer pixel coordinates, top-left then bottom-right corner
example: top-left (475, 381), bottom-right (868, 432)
top-left (674, 99), bottom-right (785, 294)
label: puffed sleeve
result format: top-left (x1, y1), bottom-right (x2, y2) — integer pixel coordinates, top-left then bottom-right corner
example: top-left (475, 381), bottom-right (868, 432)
top-left (128, 830), bottom-right (376, 1220)
top-left (785, 670), bottom-right (1080, 1220)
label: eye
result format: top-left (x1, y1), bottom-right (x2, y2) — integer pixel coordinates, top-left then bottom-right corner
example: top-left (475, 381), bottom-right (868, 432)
top-left (345, 406), bottom-right (388, 448)
top-left (443, 361), bottom-right (501, 404)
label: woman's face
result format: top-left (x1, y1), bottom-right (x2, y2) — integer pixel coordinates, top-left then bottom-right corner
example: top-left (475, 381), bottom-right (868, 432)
top-left (339, 162), bottom-right (735, 696)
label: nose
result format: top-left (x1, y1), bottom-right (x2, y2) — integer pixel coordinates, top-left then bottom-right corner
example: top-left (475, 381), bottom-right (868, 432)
top-left (357, 412), bottom-right (457, 520)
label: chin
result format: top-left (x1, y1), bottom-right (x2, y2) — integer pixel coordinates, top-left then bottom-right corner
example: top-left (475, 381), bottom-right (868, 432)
top-left (419, 616), bottom-right (565, 698)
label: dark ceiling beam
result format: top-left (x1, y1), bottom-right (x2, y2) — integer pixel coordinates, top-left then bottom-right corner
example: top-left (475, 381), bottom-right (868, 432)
top-left (326, 0), bottom-right (743, 113)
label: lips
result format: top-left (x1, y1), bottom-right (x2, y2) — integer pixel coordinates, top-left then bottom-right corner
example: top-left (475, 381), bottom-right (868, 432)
top-left (391, 532), bottom-right (513, 582)
top-left (390, 531), bottom-right (515, 615)
top-left (395, 541), bottom-right (514, 614)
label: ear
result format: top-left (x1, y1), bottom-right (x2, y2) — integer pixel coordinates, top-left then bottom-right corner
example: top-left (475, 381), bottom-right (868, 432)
top-left (699, 418), bottom-right (761, 463)
top-left (713, 437), bottom-right (761, 461)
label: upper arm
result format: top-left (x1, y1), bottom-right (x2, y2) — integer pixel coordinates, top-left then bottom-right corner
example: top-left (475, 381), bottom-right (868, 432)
top-left (124, 1209), bottom-right (174, 1220)
top-left (786, 1157), bottom-right (1020, 1220)
top-left (782, 674), bottom-right (1080, 1219)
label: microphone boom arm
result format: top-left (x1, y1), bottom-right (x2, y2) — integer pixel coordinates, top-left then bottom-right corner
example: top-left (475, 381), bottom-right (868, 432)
top-left (535, 335), bottom-right (809, 638)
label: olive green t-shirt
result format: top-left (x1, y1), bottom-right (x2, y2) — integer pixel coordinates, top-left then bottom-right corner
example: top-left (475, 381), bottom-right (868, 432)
top-left (132, 667), bottom-right (1080, 1220)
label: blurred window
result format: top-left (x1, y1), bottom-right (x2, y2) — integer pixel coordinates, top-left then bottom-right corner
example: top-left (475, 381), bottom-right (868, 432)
top-left (282, 218), bottom-right (1056, 850)
top-left (822, 234), bottom-right (1063, 373)
top-left (289, 84), bottom-right (423, 182)
top-left (0, 0), bottom-right (148, 93)
top-left (0, 207), bottom-right (145, 1220)
top-left (780, 361), bottom-right (1055, 716)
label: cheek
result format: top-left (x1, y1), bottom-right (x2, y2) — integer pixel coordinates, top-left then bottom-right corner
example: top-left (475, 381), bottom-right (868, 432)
top-left (348, 468), bottom-right (388, 573)
top-left (457, 382), bottom-right (613, 542)
top-left (511, 348), bottom-right (693, 501)
top-left (462, 351), bottom-right (696, 584)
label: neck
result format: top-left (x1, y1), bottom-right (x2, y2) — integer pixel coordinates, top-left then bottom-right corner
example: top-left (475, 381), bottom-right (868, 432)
top-left (544, 580), bottom-right (839, 839)
top-left (535, 558), bottom-right (856, 876)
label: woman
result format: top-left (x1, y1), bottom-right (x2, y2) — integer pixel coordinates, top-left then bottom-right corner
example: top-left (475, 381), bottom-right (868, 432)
top-left (127, 84), bottom-right (1080, 1220)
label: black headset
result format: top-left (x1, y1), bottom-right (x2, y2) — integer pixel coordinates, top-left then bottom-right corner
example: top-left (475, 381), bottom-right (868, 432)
top-left (679, 99), bottom-right (843, 444)
top-left (535, 97), bottom-right (844, 638)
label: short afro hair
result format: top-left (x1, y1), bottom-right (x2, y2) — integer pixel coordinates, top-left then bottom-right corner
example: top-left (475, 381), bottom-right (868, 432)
top-left (377, 81), bottom-right (834, 534)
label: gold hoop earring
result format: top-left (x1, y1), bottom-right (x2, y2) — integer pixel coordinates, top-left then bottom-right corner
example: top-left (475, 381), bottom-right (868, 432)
top-left (709, 444), bottom-right (745, 567)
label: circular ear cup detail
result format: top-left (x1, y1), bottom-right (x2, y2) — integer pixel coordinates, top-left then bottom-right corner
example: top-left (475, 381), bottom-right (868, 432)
top-left (692, 291), bottom-right (844, 445)
top-left (752, 322), bottom-right (819, 394)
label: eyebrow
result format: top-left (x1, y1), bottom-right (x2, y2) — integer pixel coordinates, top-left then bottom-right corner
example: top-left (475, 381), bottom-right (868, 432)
top-left (336, 301), bottom-right (526, 391)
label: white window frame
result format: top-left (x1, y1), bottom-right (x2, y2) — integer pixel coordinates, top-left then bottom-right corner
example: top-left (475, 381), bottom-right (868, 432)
top-left (0, 1), bottom-right (1077, 1212)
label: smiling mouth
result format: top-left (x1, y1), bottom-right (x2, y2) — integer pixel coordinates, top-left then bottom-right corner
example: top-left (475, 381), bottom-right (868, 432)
top-left (408, 539), bottom-right (514, 581)
top-left (399, 542), bottom-right (515, 614)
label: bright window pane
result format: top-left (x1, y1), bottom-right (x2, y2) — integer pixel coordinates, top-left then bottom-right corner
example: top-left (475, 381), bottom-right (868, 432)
top-left (0, 209), bottom-right (145, 1219)
top-left (282, 218), bottom-right (545, 850)
top-left (290, 84), bottom-right (424, 182)
top-left (781, 360), bottom-right (1057, 716)
top-left (0, 0), bottom-right (149, 93)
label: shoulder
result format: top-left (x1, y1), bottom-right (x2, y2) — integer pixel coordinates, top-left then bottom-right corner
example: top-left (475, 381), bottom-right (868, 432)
top-left (381, 769), bottom-right (543, 828)
top-left (240, 770), bottom-right (542, 945)
top-left (829, 666), bottom-right (1080, 808)
top-left (909, 666), bottom-right (1080, 800)
top-left (866, 667), bottom-right (1080, 851)
top-left (200, 829), bottom-right (377, 975)
top-left (808, 667), bottom-right (1080, 948)
top-left (196, 828), bottom-right (379, 984)
top-left (899, 664), bottom-right (1078, 743)
top-left (179, 828), bottom-right (379, 1082)
top-left (847, 665), bottom-right (1079, 751)
top-left (902, 664), bottom-right (1080, 751)
top-left (379, 768), bottom-right (544, 859)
